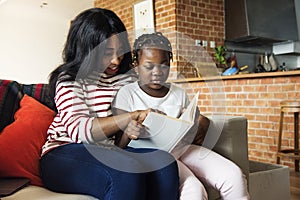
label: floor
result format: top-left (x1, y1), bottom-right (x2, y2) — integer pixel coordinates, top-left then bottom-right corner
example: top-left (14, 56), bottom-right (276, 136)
top-left (290, 170), bottom-right (300, 200)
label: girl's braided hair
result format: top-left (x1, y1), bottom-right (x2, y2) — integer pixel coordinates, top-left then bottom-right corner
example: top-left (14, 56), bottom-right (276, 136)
top-left (132, 32), bottom-right (173, 65)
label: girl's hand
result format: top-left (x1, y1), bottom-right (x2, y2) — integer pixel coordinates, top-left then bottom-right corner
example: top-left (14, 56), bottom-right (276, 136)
top-left (133, 109), bottom-right (151, 123)
top-left (150, 108), bottom-right (166, 115)
top-left (124, 120), bottom-right (145, 140)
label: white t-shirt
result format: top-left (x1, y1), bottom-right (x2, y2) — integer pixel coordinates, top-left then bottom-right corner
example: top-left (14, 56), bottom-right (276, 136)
top-left (112, 81), bottom-right (189, 118)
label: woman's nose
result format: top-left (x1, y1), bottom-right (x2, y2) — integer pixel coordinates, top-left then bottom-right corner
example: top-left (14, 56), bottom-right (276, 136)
top-left (111, 54), bottom-right (121, 65)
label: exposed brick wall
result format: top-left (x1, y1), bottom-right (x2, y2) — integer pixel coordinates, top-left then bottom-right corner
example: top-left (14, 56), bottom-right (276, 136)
top-left (94, 0), bottom-right (224, 79)
top-left (177, 75), bottom-right (300, 169)
top-left (176, 0), bottom-right (224, 78)
top-left (94, 0), bottom-right (177, 40)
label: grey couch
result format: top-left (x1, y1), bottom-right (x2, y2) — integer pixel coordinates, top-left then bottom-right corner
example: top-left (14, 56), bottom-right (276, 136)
top-left (205, 115), bottom-right (249, 199)
top-left (3, 115), bottom-right (249, 200)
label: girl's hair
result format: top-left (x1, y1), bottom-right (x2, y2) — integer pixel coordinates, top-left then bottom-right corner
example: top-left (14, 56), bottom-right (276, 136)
top-left (132, 32), bottom-right (173, 65)
top-left (48, 8), bottom-right (132, 99)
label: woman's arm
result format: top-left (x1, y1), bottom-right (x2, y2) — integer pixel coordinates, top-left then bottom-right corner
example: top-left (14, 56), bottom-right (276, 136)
top-left (91, 109), bottom-right (148, 142)
top-left (53, 81), bottom-right (149, 144)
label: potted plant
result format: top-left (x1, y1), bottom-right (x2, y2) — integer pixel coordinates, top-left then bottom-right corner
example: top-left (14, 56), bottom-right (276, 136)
top-left (214, 45), bottom-right (228, 70)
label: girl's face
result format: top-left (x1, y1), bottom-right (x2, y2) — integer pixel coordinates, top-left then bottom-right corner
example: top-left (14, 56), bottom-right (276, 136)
top-left (103, 35), bottom-right (125, 75)
top-left (137, 48), bottom-right (170, 91)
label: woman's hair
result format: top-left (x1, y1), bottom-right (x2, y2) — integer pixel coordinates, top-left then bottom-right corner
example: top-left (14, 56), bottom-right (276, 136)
top-left (132, 32), bottom-right (173, 65)
top-left (48, 8), bottom-right (132, 99)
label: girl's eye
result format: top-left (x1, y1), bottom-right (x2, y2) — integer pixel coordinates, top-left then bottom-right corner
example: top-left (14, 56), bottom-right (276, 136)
top-left (161, 64), bottom-right (170, 69)
top-left (144, 64), bottom-right (154, 70)
top-left (143, 64), bottom-right (170, 70)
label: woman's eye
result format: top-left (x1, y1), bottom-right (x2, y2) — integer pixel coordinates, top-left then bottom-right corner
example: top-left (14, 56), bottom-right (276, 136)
top-left (117, 49), bottom-right (125, 57)
top-left (104, 51), bottom-right (113, 57)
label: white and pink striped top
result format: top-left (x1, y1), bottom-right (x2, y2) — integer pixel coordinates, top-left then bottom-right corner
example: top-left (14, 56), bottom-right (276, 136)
top-left (41, 73), bottom-right (136, 156)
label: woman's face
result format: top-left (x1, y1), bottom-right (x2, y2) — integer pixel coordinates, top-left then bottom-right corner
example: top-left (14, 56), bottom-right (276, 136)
top-left (137, 48), bottom-right (170, 90)
top-left (103, 35), bottom-right (125, 75)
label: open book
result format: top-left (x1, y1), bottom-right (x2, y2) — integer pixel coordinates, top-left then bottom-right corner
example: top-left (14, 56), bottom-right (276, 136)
top-left (128, 92), bottom-right (199, 152)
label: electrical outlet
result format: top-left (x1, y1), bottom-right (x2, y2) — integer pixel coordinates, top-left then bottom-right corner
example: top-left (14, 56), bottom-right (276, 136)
top-left (210, 41), bottom-right (216, 48)
top-left (202, 40), bottom-right (208, 47)
top-left (195, 39), bottom-right (201, 46)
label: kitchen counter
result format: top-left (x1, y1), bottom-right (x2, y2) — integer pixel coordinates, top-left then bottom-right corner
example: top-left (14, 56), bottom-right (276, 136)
top-left (170, 70), bottom-right (300, 83)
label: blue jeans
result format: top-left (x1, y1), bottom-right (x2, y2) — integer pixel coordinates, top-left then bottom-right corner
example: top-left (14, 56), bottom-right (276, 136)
top-left (40, 143), bottom-right (179, 200)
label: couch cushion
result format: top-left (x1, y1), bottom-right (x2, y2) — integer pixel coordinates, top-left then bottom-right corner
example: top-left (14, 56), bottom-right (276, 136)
top-left (0, 80), bottom-right (23, 132)
top-left (1, 185), bottom-right (97, 200)
top-left (0, 80), bottom-right (55, 132)
top-left (21, 83), bottom-right (55, 111)
top-left (0, 95), bottom-right (55, 186)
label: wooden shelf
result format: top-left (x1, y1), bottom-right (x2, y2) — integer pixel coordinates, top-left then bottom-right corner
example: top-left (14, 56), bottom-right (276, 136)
top-left (169, 70), bottom-right (300, 83)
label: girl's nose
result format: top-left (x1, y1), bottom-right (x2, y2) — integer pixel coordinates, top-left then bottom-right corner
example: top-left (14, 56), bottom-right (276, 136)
top-left (152, 66), bottom-right (162, 75)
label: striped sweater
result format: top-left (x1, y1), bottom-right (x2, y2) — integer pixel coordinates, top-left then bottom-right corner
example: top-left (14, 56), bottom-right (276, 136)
top-left (41, 73), bottom-right (136, 156)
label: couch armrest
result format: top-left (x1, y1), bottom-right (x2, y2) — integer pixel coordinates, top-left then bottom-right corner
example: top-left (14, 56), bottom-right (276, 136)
top-left (203, 115), bottom-right (249, 178)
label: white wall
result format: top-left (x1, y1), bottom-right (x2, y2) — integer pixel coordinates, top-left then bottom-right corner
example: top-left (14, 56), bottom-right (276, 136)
top-left (0, 0), bottom-right (93, 83)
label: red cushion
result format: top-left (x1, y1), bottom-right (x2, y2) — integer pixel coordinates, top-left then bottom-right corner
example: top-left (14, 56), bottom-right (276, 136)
top-left (0, 95), bottom-right (55, 186)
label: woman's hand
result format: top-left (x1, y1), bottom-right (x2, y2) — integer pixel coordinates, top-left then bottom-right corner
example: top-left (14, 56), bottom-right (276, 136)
top-left (112, 108), bottom-right (151, 148)
top-left (124, 120), bottom-right (145, 140)
top-left (127, 109), bottom-right (151, 140)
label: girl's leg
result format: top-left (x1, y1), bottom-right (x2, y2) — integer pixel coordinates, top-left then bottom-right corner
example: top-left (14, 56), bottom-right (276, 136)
top-left (179, 145), bottom-right (250, 200)
top-left (177, 160), bottom-right (208, 200)
top-left (125, 148), bottom-right (179, 200)
top-left (40, 143), bottom-right (146, 200)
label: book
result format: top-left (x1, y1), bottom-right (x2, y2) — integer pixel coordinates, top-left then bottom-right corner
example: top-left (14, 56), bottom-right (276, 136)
top-left (128, 92), bottom-right (199, 152)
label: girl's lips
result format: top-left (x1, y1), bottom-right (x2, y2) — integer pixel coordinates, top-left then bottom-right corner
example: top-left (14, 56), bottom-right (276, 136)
top-left (151, 80), bottom-right (163, 85)
top-left (151, 79), bottom-right (163, 83)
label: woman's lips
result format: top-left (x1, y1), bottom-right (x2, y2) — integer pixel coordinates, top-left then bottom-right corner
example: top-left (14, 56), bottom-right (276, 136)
top-left (107, 66), bottom-right (119, 73)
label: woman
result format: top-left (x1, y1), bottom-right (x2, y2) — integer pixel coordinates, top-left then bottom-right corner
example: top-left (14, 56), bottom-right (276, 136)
top-left (39, 8), bottom-right (179, 200)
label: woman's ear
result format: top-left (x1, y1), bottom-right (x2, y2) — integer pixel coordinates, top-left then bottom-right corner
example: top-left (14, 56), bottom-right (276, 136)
top-left (134, 65), bottom-right (139, 75)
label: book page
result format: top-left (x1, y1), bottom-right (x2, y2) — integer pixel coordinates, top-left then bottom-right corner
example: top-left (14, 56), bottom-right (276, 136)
top-left (179, 92), bottom-right (199, 122)
top-left (128, 93), bottom-right (199, 152)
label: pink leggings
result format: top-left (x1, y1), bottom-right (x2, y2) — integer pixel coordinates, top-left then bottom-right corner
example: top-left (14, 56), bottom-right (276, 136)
top-left (178, 145), bottom-right (250, 200)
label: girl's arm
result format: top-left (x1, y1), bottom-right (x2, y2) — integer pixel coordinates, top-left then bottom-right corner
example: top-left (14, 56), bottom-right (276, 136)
top-left (192, 107), bottom-right (210, 145)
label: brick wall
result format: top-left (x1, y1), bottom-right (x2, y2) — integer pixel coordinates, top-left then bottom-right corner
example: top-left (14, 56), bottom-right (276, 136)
top-left (94, 0), bottom-right (224, 78)
top-left (176, 0), bottom-right (224, 78)
top-left (178, 75), bottom-right (300, 169)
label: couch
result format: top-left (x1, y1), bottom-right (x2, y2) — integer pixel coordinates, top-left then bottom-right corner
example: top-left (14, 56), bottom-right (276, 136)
top-left (0, 79), bottom-right (250, 200)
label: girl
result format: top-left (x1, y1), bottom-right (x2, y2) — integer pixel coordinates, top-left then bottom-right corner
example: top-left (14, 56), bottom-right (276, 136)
top-left (113, 32), bottom-right (250, 200)
top-left (40, 8), bottom-right (179, 200)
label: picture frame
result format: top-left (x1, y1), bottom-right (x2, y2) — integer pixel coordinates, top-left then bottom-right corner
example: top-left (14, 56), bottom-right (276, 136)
top-left (133, 0), bottom-right (155, 39)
